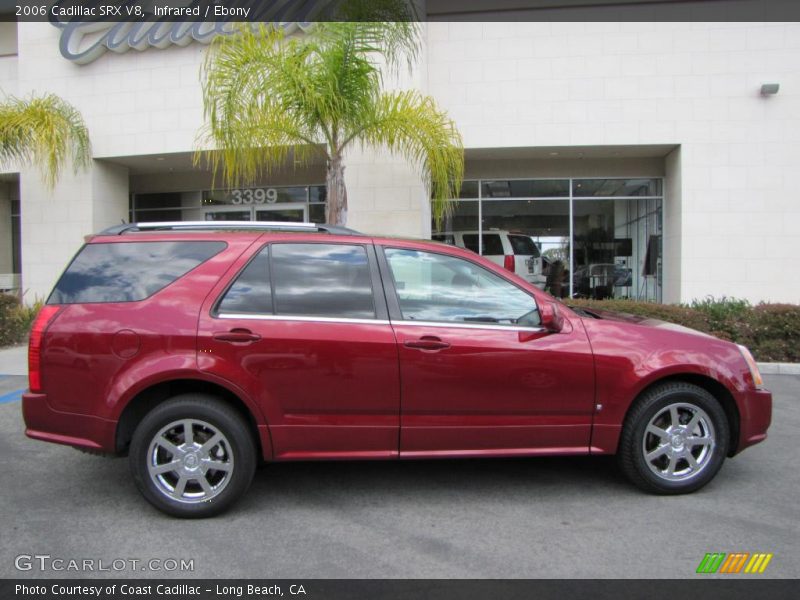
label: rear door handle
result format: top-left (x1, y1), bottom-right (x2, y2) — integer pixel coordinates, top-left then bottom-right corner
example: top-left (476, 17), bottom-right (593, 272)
top-left (404, 337), bottom-right (450, 351)
top-left (213, 329), bottom-right (261, 343)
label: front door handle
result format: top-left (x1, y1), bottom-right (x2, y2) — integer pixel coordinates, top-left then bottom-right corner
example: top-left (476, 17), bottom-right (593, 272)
top-left (213, 329), bottom-right (261, 343)
top-left (404, 336), bottom-right (450, 351)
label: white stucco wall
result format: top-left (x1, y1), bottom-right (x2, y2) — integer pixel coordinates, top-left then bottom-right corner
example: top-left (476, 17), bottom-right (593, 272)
top-left (425, 21), bottom-right (800, 303)
top-left (3, 21), bottom-right (800, 303)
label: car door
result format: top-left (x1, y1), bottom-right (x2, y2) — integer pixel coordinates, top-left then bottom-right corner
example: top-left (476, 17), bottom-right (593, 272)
top-left (378, 244), bottom-right (595, 457)
top-left (197, 239), bottom-right (400, 460)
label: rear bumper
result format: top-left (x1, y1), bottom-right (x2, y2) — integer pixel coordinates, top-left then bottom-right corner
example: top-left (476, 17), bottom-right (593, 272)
top-left (736, 388), bottom-right (772, 453)
top-left (22, 392), bottom-right (117, 453)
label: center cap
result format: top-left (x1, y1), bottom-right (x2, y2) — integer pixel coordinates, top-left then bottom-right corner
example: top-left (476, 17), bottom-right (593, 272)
top-left (183, 452), bottom-right (199, 470)
top-left (670, 434), bottom-right (684, 449)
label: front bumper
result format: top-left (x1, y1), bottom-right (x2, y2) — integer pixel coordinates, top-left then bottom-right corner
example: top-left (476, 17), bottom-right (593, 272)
top-left (736, 388), bottom-right (772, 453)
top-left (22, 392), bottom-right (117, 453)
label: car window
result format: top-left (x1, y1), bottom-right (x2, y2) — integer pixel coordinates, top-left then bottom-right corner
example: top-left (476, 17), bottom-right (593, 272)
top-left (461, 234), bottom-right (504, 256)
top-left (48, 241), bottom-right (226, 304)
top-left (508, 235), bottom-right (541, 257)
top-left (218, 249), bottom-right (272, 314)
top-left (271, 243), bottom-right (376, 319)
top-left (432, 234), bottom-right (456, 246)
top-left (384, 248), bottom-right (540, 327)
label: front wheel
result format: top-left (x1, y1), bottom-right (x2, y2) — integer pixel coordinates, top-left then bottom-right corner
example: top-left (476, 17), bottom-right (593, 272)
top-left (618, 382), bottom-right (729, 494)
top-left (129, 394), bottom-right (256, 518)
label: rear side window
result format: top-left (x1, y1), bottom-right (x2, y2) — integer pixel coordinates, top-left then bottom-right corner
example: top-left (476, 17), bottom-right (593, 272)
top-left (508, 235), bottom-right (541, 257)
top-left (462, 234), bottom-right (504, 256)
top-left (217, 249), bottom-right (272, 314)
top-left (49, 241), bottom-right (226, 304)
top-left (271, 243), bottom-right (376, 319)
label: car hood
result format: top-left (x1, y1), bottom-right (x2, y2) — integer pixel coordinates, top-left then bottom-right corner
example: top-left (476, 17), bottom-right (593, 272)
top-left (568, 305), bottom-right (715, 339)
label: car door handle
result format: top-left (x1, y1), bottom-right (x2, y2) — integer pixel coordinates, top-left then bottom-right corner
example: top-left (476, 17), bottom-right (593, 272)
top-left (404, 337), bottom-right (450, 351)
top-left (213, 329), bottom-right (261, 343)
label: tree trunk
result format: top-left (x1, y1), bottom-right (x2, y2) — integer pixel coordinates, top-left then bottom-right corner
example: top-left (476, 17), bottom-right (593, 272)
top-left (325, 154), bottom-right (348, 225)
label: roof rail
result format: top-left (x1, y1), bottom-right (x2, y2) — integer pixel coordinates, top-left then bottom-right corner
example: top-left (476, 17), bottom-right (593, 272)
top-left (99, 221), bottom-right (361, 236)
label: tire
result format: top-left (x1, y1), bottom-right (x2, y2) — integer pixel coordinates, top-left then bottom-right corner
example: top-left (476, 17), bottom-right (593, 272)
top-left (129, 394), bottom-right (256, 518)
top-left (618, 382), bottom-right (729, 495)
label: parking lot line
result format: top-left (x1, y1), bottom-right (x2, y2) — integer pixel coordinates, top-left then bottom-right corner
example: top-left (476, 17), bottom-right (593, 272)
top-left (0, 389), bottom-right (23, 404)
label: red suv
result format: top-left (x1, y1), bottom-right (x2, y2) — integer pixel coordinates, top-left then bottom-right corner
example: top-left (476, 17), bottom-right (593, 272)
top-left (22, 222), bottom-right (772, 517)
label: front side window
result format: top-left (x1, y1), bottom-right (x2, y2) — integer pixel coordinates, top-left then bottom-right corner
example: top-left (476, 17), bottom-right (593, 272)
top-left (384, 248), bottom-right (540, 327)
top-left (49, 241), bottom-right (226, 304)
top-left (271, 243), bottom-right (376, 319)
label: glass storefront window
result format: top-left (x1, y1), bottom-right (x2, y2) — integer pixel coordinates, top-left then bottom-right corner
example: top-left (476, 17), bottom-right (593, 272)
top-left (573, 178), bottom-right (662, 197)
top-left (433, 178), bottom-right (663, 302)
top-left (481, 179), bottom-right (569, 199)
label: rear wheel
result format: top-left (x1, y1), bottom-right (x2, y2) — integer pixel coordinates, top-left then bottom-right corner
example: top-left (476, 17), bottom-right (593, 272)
top-left (129, 394), bottom-right (256, 517)
top-left (619, 382), bottom-right (729, 494)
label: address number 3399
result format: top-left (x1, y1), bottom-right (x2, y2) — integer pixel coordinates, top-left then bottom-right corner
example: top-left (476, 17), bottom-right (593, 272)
top-left (230, 188), bottom-right (278, 205)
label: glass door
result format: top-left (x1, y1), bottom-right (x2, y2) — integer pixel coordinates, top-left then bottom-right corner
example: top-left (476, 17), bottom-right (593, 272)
top-left (204, 207), bottom-right (252, 221)
top-left (255, 203), bottom-right (308, 222)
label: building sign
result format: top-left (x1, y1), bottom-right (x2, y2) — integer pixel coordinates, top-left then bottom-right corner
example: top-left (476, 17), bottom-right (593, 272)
top-left (49, 0), bottom-right (325, 65)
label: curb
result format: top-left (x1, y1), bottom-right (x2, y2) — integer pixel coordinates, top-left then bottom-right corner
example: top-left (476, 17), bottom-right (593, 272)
top-left (757, 363), bottom-right (800, 375)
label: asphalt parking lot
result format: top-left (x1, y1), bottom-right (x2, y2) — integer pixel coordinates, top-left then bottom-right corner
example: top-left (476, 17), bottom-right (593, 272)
top-left (0, 371), bottom-right (797, 579)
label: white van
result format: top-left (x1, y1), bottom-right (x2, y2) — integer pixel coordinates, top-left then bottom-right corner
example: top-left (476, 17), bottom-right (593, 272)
top-left (432, 230), bottom-right (546, 288)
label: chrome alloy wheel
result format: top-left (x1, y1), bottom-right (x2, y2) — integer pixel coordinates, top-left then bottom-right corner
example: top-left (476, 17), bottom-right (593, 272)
top-left (146, 419), bottom-right (234, 504)
top-left (641, 403), bottom-right (716, 482)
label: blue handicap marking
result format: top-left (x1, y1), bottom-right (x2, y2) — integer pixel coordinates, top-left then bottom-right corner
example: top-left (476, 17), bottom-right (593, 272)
top-left (0, 389), bottom-right (24, 404)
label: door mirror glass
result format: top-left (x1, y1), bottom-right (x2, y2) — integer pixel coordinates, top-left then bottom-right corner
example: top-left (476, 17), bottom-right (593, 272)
top-left (538, 301), bottom-right (564, 333)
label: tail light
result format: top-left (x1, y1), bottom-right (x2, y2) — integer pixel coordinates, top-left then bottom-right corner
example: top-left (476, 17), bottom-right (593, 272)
top-left (28, 305), bottom-right (61, 393)
top-left (503, 255), bottom-right (515, 272)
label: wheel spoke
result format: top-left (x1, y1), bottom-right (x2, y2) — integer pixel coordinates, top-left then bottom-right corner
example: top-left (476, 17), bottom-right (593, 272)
top-left (204, 459), bottom-right (232, 473)
top-left (199, 432), bottom-right (223, 454)
top-left (686, 436), bottom-right (712, 447)
top-left (646, 445), bottom-right (669, 462)
top-left (182, 420), bottom-right (194, 445)
top-left (173, 475), bottom-right (188, 498)
top-left (666, 454), bottom-right (679, 475)
top-left (197, 475), bottom-right (213, 495)
top-left (685, 452), bottom-right (699, 470)
top-left (151, 460), bottom-right (181, 475)
top-left (685, 411), bottom-right (701, 433)
top-left (646, 424), bottom-right (670, 440)
top-left (669, 406), bottom-right (681, 427)
top-left (156, 437), bottom-right (182, 458)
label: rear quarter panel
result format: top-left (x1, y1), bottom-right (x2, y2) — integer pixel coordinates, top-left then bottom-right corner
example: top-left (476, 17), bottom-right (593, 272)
top-left (41, 235), bottom-right (258, 424)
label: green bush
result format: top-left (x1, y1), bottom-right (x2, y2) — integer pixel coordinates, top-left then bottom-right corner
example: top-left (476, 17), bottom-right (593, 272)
top-left (0, 294), bottom-right (41, 347)
top-left (568, 297), bottom-right (800, 363)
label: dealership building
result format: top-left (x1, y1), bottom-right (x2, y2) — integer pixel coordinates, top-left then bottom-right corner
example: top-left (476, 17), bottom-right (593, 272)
top-left (1, 14), bottom-right (798, 304)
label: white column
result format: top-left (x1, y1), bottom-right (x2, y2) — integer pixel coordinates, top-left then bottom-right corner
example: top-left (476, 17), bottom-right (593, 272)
top-left (20, 160), bottom-right (129, 302)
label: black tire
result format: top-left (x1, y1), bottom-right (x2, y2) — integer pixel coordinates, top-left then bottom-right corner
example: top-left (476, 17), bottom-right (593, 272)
top-left (618, 382), bottom-right (729, 495)
top-left (129, 394), bottom-right (256, 518)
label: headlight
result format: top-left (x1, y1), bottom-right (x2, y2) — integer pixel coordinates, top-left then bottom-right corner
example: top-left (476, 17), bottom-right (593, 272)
top-left (737, 344), bottom-right (764, 389)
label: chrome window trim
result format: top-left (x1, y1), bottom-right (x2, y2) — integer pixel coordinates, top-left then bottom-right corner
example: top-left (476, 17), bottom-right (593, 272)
top-left (218, 314), bottom-right (389, 326)
top-left (218, 313), bottom-right (544, 332)
top-left (395, 320), bottom-right (545, 333)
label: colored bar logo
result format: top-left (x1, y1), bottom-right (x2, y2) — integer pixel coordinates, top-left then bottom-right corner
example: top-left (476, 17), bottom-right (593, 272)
top-left (696, 553), bottom-right (773, 574)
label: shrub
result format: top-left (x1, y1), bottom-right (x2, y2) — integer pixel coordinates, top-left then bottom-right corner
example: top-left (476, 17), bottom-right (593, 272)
top-left (567, 297), bottom-right (800, 363)
top-left (0, 294), bottom-right (41, 347)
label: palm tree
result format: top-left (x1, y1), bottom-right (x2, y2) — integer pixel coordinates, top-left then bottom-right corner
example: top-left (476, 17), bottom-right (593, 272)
top-left (197, 22), bottom-right (464, 226)
top-left (0, 93), bottom-right (91, 187)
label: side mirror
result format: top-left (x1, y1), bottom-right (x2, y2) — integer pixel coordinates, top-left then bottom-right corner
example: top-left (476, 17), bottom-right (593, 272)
top-left (539, 301), bottom-right (564, 333)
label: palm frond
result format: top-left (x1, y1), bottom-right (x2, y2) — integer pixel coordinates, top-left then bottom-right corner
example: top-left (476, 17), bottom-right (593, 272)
top-left (0, 93), bottom-right (91, 187)
top-left (346, 90), bottom-right (464, 226)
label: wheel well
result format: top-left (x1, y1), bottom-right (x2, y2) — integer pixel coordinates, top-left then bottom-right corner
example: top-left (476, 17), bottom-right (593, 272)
top-left (115, 380), bottom-right (263, 457)
top-left (632, 374), bottom-right (741, 456)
